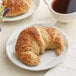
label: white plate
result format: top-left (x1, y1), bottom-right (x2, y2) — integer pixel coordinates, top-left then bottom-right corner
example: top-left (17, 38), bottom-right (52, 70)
top-left (6, 23), bottom-right (68, 71)
top-left (4, 0), bottom-right (40, 21)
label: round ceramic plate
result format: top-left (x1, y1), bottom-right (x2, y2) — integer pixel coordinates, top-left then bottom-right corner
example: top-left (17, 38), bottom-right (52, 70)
top-left (6, 23), bottom-right (68, 71)
top-left (4, 0), bottom-right (40, 21)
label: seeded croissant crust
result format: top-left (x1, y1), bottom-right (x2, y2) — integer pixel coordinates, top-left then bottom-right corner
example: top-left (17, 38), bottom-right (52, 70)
top-left (2, 0), bottom-right (32, 16)
top-left (15, 26), bottom-right (64, 66)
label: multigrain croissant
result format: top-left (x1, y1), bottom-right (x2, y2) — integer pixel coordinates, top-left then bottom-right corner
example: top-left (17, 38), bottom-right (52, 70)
top-left (2, 0), bottom-right (32, 16)
top-left (15, 26), bottom-right (64, 66)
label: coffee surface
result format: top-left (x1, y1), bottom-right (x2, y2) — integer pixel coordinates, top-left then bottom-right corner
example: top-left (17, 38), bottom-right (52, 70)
top-left (52, 0), bottom-right (76, 14)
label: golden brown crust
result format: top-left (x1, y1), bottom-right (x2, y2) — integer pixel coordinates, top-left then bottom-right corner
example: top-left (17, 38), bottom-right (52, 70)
top-left (16, 51), bottom-right (40, 66)
top-left (15, 26), bottom-right (64, 66)
top-left (2, 0), bottom-right (32, 16)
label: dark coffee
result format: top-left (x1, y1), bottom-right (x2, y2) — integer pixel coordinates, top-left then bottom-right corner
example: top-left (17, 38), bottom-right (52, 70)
top-left (52, 0), bottom-right (76, 14)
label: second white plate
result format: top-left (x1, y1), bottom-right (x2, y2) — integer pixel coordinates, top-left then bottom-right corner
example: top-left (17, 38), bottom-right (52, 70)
top-left (6, 23), bottom-right (68, 71)
top-left (4, 0), bottom-right (40, 21)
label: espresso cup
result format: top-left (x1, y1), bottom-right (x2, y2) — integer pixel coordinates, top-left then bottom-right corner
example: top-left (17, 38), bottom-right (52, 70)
top-left (44, 0), bottom-right (76, 22)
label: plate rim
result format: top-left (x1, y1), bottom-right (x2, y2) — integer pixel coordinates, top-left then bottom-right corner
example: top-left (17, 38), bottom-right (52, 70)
top-left (4, 0), bottom-right (40, 22)
top-left (6, 23), bottom-right (69, 71)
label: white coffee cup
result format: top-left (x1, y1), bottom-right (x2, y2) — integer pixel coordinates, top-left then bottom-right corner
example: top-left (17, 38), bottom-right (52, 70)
top-left (43, 0), bottom-right (76, 22)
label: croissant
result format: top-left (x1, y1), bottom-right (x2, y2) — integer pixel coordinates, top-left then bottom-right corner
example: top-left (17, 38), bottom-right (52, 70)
top-left (15, 26), bottom-right (64, 66)
top-left (2, 0), bottom-right (32, 16)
